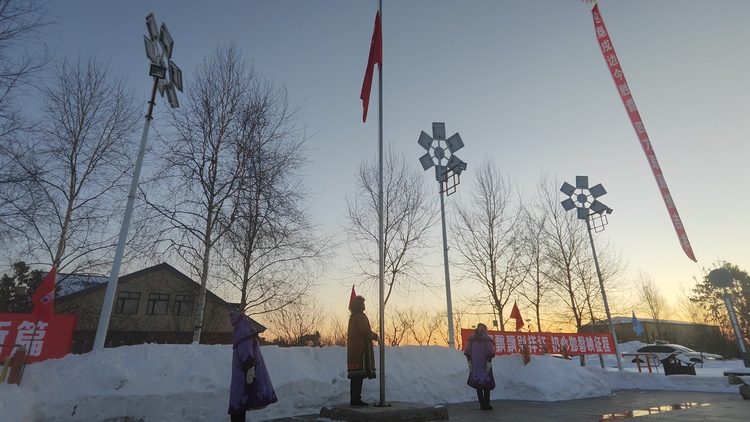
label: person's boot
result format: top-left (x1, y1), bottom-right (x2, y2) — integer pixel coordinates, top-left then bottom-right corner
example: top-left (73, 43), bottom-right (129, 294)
top-left (485, 390), bottom-right (493, 410)
top-left (350, 378), bottom-right (366, 407)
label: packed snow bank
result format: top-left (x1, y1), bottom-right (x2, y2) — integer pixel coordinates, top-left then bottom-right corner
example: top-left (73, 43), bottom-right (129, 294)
top-left (0, 342), bottom-right (740, 421)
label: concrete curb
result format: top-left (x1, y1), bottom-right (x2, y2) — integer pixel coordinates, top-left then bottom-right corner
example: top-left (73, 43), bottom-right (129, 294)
top-left (319, 401), bottom-right (449, 422)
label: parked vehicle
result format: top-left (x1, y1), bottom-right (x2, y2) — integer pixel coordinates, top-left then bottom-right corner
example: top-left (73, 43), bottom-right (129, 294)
top-left (632, 343), bottom-right (724, 364)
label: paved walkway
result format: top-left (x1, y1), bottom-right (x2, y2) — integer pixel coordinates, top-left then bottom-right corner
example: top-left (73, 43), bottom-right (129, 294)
top-left (268, 389), bottom-right (748, 421)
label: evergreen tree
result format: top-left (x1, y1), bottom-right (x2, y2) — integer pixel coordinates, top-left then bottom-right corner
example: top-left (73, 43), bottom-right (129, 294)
top-left (0, 261), bottom-right (44, 313)
top-left (690, 261), bottom-right (750, 358)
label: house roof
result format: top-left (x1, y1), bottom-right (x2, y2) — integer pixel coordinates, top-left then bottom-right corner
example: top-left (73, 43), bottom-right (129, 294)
top-left (56, 262), bottom-right (266, 332)
top-left (56, 273), bottom-right (108, 296)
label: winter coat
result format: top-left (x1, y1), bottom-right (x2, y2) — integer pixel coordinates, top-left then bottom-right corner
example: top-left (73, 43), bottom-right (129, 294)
top-left (347, 311), bottom-right (377, 379)
top-left (464, 330), bottom-right (496, 389)
top-left (228, 312), bottom-right (278, 415)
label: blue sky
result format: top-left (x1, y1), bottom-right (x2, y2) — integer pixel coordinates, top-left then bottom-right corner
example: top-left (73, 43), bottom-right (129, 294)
top-left (41, 1), bottom-right (750, 321)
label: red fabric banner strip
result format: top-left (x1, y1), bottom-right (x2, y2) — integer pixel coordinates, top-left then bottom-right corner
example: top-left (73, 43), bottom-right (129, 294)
top-left (591, 4), bottom-right (696, 262)
top-left (461, 329), bottom-right (616, 355)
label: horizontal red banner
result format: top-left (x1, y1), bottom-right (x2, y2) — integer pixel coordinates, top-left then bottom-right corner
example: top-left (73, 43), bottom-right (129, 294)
top-left (0, 313), bottom-right (78, 362)
top-left (461, 329), bottom-right (616, 355)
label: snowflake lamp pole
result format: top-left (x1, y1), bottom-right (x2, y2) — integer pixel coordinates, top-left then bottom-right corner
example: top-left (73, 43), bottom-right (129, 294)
top-left (94, 13), bottom-right (183, 350)
top-left (418, 122), bottom-right (467, 349)
top-left (560, 176), bottom-right (623, 371)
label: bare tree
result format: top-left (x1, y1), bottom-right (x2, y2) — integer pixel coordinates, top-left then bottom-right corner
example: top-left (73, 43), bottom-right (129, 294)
top-left (521, 205), bottom-right (554, 332)
top-left (212, 79), bottom-right (331, 316)
top-left (675, 283), bottom-right (703, 324)
top-left (450, 160), bottom-right (525, 330)
top-left (344, 146), bottom-right (437, 306)
top-left (144, 43), bottom-right (262, 342)
top-left (320, 314), bottom-right (348, 347)
top-left (0, 0), bottom-right (51, 126)
top-left (412, 308), bottom-right (445, 346)
top-left (265, 298), bottom-right (325, 345)
top-left (383, 308), bottom-right (409, 347)
top-left (0, 55), bottom-right (139, 272)
top-left (635, 270), bottom-right (670, 340)
top-left (0, 2), bottom-right (51, 243)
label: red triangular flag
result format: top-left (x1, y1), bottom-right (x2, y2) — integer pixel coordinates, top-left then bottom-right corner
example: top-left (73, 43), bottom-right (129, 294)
top-left (348, 285), bottom-right (357, 310)
top-left (510, 301), bottom-right (524, 332)
top-left (31, 266), bottom-right (56, 320)
top-left (360, 11), bottom-right (381, 123)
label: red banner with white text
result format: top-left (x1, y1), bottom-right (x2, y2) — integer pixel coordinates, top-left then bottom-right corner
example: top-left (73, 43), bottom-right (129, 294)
top-left (591, 4), bottom-right (696, 262)
top-left (461, 329), bottom-right (616, 355)
top-left (0, 313), bottom-right (78, 362)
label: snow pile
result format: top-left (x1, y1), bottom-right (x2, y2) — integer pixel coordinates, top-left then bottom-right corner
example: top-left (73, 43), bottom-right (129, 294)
top-left (0, 342), bottom-right (741, 422)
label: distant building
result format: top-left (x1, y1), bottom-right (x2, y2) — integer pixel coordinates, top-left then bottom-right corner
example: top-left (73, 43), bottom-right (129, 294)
top-left (579, 317), bottom-right (722, 348)
top-left (54, 262), bottom-right (265, 353)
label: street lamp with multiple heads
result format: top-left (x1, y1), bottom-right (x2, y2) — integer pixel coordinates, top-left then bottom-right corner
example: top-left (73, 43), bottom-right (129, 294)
top-left (418, 122), bottom-right (467, 349)
top-left (560, 175), bottom-right (623, 371)
top-left (93, 13), bottom-right (183, 350)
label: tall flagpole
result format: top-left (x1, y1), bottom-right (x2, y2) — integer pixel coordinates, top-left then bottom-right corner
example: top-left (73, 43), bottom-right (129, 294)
top-left (376, 0), bottom-right (386, 408)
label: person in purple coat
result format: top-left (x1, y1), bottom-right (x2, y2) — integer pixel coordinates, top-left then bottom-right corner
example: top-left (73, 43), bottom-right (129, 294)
top-left (464, 323), bottom-right (495, 410)
top-left (228, 311), bottom-right (277, 422)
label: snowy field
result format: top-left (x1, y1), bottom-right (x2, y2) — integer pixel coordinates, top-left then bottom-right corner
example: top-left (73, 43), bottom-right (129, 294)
top-left (0, 341), bottom-right (747, 422)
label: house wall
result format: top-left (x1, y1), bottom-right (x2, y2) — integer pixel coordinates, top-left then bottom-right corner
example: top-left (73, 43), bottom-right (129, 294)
top-left (55, 265), bottom-right (237, 352)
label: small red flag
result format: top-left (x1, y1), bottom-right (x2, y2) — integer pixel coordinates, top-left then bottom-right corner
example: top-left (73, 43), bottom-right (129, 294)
top-left (510, 301), bottom-right (524, 332)
top-left (31, 266), bottom-right (57, 320)
top-left (360, 11), bottom-right (381, 123)
top-left (348, 285), bottom-right (357, 310)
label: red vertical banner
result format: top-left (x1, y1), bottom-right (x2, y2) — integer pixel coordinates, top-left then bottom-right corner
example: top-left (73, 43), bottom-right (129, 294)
top-left (591, 4), bottom-right (696, 262)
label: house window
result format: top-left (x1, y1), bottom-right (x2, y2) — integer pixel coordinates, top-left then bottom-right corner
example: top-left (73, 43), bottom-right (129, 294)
top-left (115, 291), bottom-right (140, 314)
top-left (146, 293), bottom-right (170, 315)
top-left (173, 294), bottom-right (193, 316)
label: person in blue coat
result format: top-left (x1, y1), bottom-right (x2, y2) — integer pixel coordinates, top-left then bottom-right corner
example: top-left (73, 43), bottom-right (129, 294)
top-left (228, 311), bottom-right (278, 421)
top-left (464, 323), bottom-right (495, 410)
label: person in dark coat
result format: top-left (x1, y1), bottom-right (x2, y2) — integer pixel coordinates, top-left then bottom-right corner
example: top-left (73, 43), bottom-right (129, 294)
top-left (464, 322), bottom-right (496, 410)
top-left (228, 311), bottom-right (277, 422)
top-left (347, 295), bottom-right (378, 407)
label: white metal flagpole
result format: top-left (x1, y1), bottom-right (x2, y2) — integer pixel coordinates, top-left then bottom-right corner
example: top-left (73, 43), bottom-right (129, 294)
top-left (376, 0), bottom-right (386, 407)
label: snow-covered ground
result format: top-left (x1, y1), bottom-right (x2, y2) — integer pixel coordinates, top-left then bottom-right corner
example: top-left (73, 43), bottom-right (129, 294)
top-left (0, 341), bottom-right (746, 422)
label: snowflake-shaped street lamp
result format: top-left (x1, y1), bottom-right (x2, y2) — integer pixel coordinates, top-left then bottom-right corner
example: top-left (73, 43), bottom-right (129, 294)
top-left (418, 122), bottom-right (467, 349)
top-left (94, 13), bottom-right (183, 350)
top-left (560, 176), bottom-right (623, 371)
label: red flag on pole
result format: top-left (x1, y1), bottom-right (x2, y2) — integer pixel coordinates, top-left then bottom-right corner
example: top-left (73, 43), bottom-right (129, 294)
top-left (348, 285), bottom-right (357, 310)
top-left (360, 11), bottom-right (381, 123)
top-left (31, 266), bottom-right (56, 320)
top-left (510, 301), bottom-right (524, 332)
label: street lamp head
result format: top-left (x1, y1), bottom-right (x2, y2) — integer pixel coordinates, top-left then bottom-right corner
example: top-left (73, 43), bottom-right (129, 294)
top-left (144, 13), bottom-right (181, 105)
top-left (149, 63), bottom-right (167, 79)
top-left (560, 176), bottom-right (612, 221)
